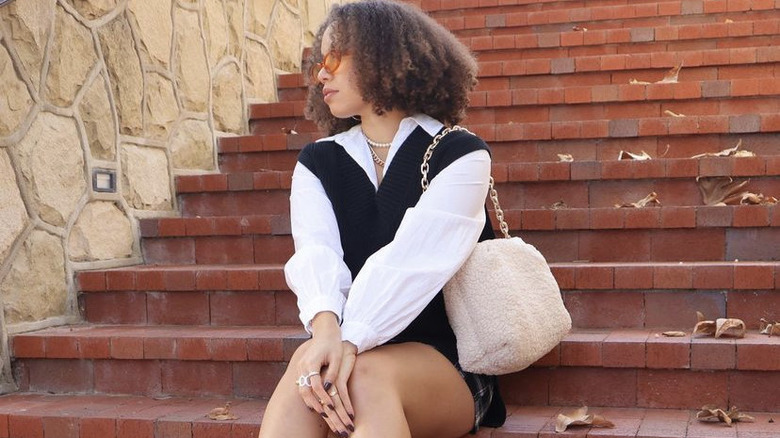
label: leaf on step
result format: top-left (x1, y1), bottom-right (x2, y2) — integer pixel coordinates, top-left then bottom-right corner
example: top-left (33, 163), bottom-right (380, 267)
top-left (760, 319), bottom-right (780, 336)
top-left (738, 192), bottom-right (778, 206)
top-left (664, 109), bottom-right (686, 117)
top-left (693, 313), bottom-right (745, 338)
top-left (555, 407), bottom-right (614, 433)
top-left (618, 150), bottom-right (652, 160)
top-left (725, 18), bottom-right (734, 23)
top-left (551, 200), bottom-right (568, 209)
top-left (557, 153), bottom-right (574, 162)
top-left (662, 331), bottom-right (687, 337)
top-left (656, 63), bottom-right (683, 84)
top-left (714, 318), bottom-right (746, 338)
top-left (572, 25), bottom-right (588, 31)
top-left (690, 139), bottom-right (755, 159)
top-left (696, 176), bottom-right (750, 206)
top-left (629, 78), bottom-right (651, 85)
top-left (281, 128), bottom-right (298, 135)
top-left (615, 192), bottom-right (660, 208)
top-left (697, 406), bottom-right (755, 426)
top-left (208, 402), bottom-right (238, 421)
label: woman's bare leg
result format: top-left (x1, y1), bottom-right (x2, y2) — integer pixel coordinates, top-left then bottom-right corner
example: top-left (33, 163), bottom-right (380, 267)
top-left (258, 341), bottom-right (330, 438)
top-left (348, 343), bottom-right (474, 438)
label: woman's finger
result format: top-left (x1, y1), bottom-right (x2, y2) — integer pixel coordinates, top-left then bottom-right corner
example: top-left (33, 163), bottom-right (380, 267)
top-left (335, 349), bottom-right (357, 425)
top-left (310, 374), bottom-right (349, 437)
top-left (298, 385), bottom-right (338, 432)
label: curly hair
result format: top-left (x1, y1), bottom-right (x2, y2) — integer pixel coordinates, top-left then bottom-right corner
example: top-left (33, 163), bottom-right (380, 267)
top-left (304, 0), bottom-right (479, 136)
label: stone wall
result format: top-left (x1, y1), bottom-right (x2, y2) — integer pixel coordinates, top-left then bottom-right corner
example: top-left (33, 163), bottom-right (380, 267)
top-left (0, 0), bottom-right (339, 392)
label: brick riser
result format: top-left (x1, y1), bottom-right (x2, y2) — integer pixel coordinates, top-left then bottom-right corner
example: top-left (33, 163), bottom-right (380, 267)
top-left (78, 288), bottom-right (779, 331)
top-left (139, 226), bottom-right (779, 265)
top-left (11, 326), bottom-right (780, 411)
top-left (0, 395), bottom-right (776, 438)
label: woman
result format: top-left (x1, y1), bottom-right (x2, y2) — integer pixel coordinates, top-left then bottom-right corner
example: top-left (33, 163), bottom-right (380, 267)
top-left (258, 1), bottom-right (505, 437)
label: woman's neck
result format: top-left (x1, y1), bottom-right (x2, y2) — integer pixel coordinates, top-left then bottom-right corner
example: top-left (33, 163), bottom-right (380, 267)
top-left (359, 110), bottom-right (407, 144)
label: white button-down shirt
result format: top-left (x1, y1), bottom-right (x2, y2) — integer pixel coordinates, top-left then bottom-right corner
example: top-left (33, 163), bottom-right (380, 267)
top-left (284, 114), bottom-right (491, 353)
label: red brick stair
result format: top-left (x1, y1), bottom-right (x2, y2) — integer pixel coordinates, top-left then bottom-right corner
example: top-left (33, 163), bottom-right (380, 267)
top-left (3, 0), bottom-right (779, 436)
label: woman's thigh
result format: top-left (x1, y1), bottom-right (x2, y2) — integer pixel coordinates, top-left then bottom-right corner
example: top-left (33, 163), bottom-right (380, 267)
top-left (348, 342), bottom-right (474, 438)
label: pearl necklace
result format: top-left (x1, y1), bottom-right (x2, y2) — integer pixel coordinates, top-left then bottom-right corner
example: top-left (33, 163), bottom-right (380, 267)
top-left (363, 133), bottom-right (392, 148)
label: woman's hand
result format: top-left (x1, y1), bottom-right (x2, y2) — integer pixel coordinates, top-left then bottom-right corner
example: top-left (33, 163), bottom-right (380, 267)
top-left (297, 312), bottom-right (356, 435)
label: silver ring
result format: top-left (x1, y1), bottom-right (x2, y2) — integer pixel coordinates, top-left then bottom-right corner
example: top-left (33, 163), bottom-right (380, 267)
top-left (295, 371), bottom-right (319, 387)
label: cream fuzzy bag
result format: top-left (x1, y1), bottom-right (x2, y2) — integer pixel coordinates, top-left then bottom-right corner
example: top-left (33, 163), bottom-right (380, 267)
top-left (422, 126), bottom-right (571, 375)
top-left (443, 236), bottom-right (571, 375)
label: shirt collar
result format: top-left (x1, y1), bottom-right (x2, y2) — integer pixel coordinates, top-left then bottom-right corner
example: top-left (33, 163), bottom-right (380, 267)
top-left (317, 113), bottom-right (444, 146)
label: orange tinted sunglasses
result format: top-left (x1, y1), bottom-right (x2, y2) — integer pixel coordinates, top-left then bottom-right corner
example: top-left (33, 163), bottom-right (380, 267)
top-left (310, 50), bottom-right (348, 81)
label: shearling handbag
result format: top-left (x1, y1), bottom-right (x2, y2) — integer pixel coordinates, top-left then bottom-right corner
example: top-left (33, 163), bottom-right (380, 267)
top-left (421, 126), bottom-right (572, 375)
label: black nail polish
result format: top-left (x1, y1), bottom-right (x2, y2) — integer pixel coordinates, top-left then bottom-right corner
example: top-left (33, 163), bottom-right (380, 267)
top-left (340, 432), bottom-right (348, 438)
top-left (324, 381), bottom-right (332, 391)
top-left (348, 413), bottom-right (355, 421)
top-left (328, 404), bottom-right (335, 410)
top-left (320, 412), bottom-right (328, 418)
top-left (347, 424), bottom-right (355, 432)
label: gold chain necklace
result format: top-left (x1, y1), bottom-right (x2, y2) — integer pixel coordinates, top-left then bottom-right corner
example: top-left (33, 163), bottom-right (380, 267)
top-left (368, 146), bottom-right (385, 167)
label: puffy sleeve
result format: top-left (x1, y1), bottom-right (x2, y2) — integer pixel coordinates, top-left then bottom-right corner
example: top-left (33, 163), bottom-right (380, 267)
top-left (340, 149), bottom-right (491, 353)
top-left (283, 161), bottom-right (352, 332)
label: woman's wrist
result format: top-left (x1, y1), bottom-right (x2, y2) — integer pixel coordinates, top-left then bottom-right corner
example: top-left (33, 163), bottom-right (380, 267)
top-left (310, 311), bottom-right (340, 338)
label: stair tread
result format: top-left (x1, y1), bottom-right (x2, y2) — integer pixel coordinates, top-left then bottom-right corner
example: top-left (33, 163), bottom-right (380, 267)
top-left (13, 326), bottom-right (780, 372)
top-left (0, 392), bottom-right (778, 437)
top-left (76, 260), bottom-right (779, 293)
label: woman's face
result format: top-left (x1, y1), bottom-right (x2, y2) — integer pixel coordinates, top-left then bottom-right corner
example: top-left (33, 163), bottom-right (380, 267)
top-left (316, 25), bottom-right (370, 119)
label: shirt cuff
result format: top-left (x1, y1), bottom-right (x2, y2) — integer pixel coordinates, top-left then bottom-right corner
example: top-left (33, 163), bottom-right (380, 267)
top-left (299, 294), bottom-right (346, 334)
top-left (340, 320), bottom-right (380, 354)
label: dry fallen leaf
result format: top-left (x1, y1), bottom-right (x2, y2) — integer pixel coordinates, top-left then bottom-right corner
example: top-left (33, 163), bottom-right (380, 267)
top-left (664, 109), bottom-right (686, 117)
top-left (738, 192), bottom-right (778, 205)
top-left (662, 331), bottom-right (687, 337)
top-left (760, 319), bottom-right (780, 336)
top-left (572, 25), bottom-right (588, 32)
top-left (715, 318), bottom-right (746, 338)
top-left (618, 150), bottom-right (652, 160)
top-left (657, 63), bottom-right (683, 84)
top-left (725, 18), bottom-right (734, 23)
top-left (693, 312), bottom-right (746, 338)
top-left (208, 402), bottom-right (238, 421)
top-left (696, 177), bottom-right (750, 206)
top-left (551, 200), bottom-right (568, 209)
top-left (555, 407), bottom-right (614, 433)
top-left (697, 405), bottom-right (755, 426)
top-left (629, 78), bottom-right (651, 85)
top-left (615, 192), bottom-right (660, 208)
top-left (557, 153), bottom-right (574, 162)
top-left (690, 140), bottom-right (755, 159)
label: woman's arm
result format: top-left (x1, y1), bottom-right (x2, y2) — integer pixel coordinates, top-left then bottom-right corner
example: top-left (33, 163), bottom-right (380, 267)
top-left (284, 161), bottom-right (353, 332)
top-left (340, 149), bottom-right (491, 353)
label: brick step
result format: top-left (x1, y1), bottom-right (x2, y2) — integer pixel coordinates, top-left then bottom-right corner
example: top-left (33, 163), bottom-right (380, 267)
top-left (472, 33), bottom-right (779, 65)
top-left (76, 261), bottom-right (778, 293)
top-left (174, 170), bottom-right (778, 219)
top-left (458, 16), bottom-right (780, 49)
top-left (468, 112), bottom-right (780, 143)
top-left (420, 0), bottom-right (682, 14)
top-left (138, 211), bottom-right (778, 265)
top-left (248, 76), bottom-right (780, 138)
top-left (429, 0), bottom-right (777, 31)
top-left (78, 284), bottom-right (779, 330)
top-left (2, 393), bottom-right (778, 438)
top-left (12, 326), bottom-right (778, 370)
top-left (11, 326), bottom-right (780, 409)
top-left (217, 133), bottom-right (779, 174)
top-left (476, 46), bottom-right (778, 81)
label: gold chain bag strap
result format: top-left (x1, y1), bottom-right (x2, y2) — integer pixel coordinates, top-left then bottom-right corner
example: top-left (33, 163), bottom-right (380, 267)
top-left (421, 125), bottom-right (572, 375)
